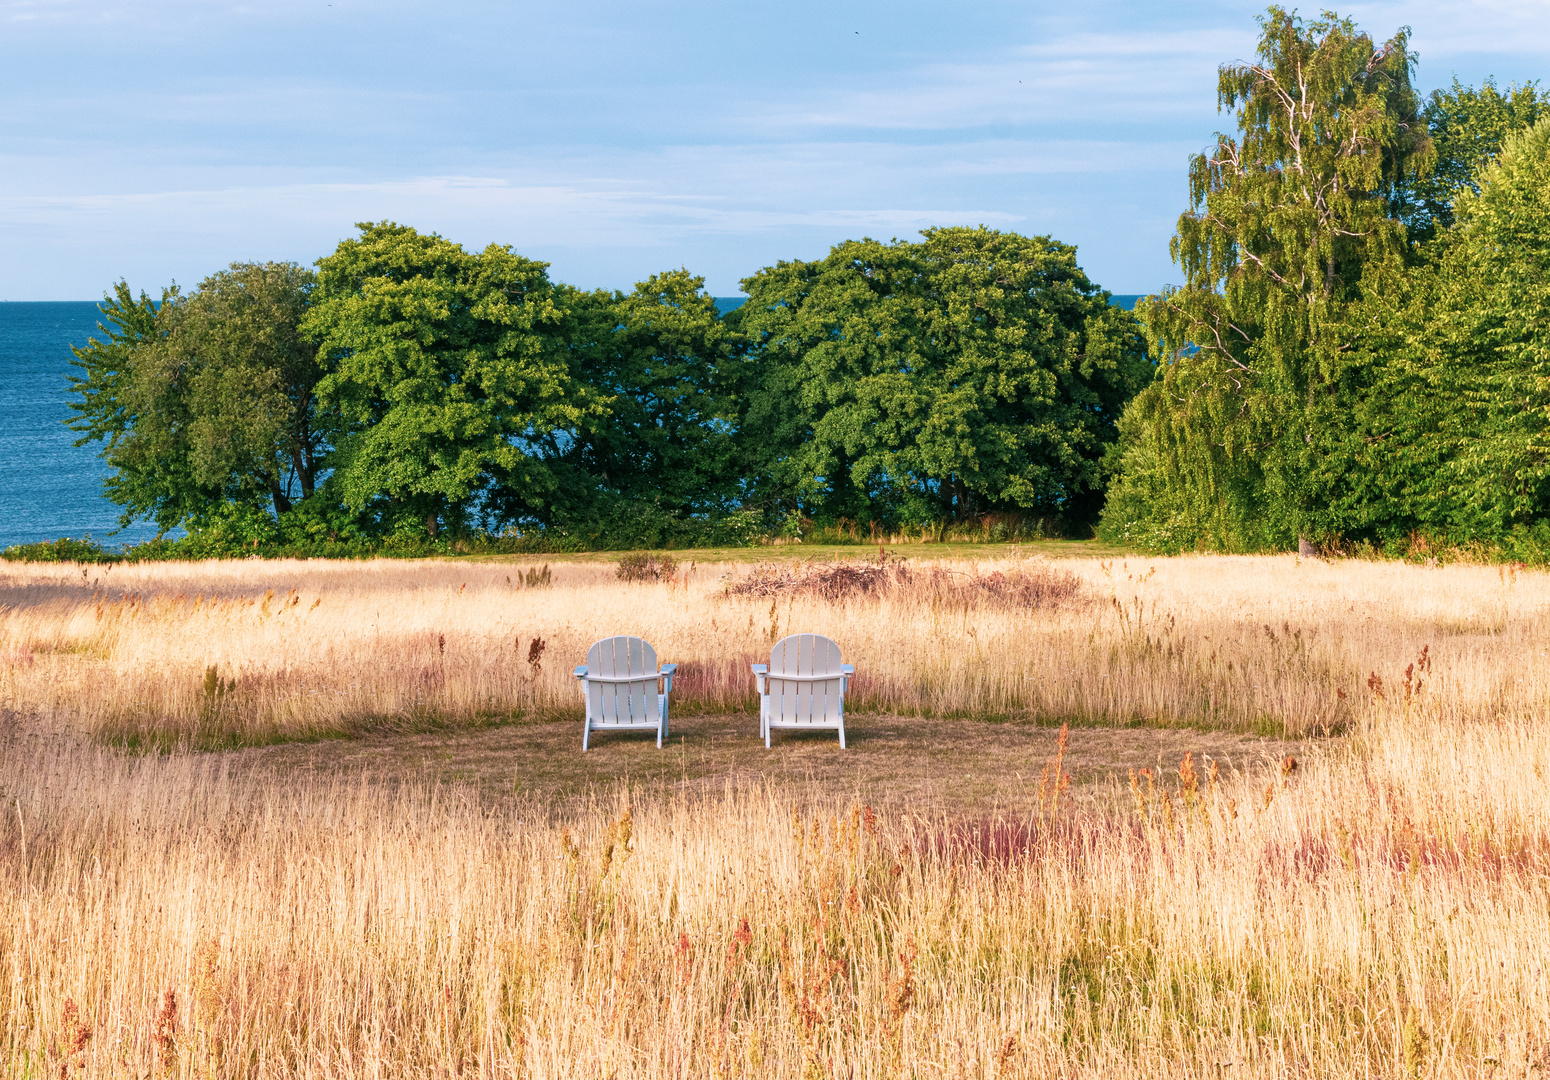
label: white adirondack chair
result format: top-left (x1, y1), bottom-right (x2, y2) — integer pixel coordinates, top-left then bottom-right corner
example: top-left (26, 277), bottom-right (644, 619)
top-left (573, 636), bottom-right (678, 750)
top-left (751, 633), bottom-right (854, 748)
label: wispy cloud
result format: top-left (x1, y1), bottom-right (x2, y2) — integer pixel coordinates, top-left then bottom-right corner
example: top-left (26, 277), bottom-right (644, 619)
top-left (1, 0), bottom-right (1545, 298)
top-left (752, 29), bottom-right (1254, 134)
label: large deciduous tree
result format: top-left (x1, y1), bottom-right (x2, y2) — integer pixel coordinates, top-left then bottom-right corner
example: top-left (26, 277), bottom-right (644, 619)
top-left (1427, 117), bottom-right (1550, 534)
top-left (303, 222), bottom-right (596, 538)
top-left (731, 226), bottom-right (1150, 529)
top-left (533, 270), bottom-right (741, 525)
top-left (69, 263), bottom-right (325, 532)
top-left (1101, 7), bottom-right (1433, 551)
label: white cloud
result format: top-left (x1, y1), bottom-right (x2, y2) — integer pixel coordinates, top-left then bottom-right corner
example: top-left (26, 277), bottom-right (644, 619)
top-left (1349, 1), bottom-right (1550, 57)
top-left (753, 28), bottom-right (1255, 134)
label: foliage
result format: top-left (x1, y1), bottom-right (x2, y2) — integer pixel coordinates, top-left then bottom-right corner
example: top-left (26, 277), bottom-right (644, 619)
top-left (1, 535), bottom-right (118, 563)
top-left (731, 226), bottom-right (1150, 532)
top-left (1102, 7), bottom-right (1433, 552)
top-left (1405, 77), bottom-right (1549, 240)
top-left (304, 222), bottom-right (597, 538)
top-left (66, 227), bottom-right (1147, 556)
top-left (1427, 118), bottom-right (1550, 532)
top-left (68, 265), bottom-right (326, 532)
top-left (1254, 116), bottom-right (1550, 556)
top-left (545, 270), bottom-right (743, 519)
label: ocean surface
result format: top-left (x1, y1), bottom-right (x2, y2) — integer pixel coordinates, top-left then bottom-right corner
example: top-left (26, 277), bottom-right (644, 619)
top-left (0, 302), bottom-right (166, 550)
top-left (0, 293), bottom-right (1145, 550)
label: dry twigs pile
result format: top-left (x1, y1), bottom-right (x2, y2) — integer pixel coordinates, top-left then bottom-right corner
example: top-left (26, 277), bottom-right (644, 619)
top-left (722, 556), bottom-right (1086, 609)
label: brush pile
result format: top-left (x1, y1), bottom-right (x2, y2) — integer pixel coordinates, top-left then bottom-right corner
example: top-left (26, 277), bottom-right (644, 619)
top-left (723, 557), bottom-right (1085, 609)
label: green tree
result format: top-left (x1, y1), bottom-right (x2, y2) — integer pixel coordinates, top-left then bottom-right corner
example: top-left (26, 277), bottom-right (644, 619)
top-left (544, 270), bottom-right (741, 521)
top-left (1428, 117), bottom-right (1550, 534)
top-left (1102, 7), bottom-right (1432, 551)
top-left (69, 263), bottom-right (325, 533)
top-left (1315, 116), bottom-right (1550, 553)
top-left (1404, 77), bottom-right (1548, 240)
top-left (303, 222), bottom-right (596, 538)
top-left (731, 226), bottom-right (1150, 529)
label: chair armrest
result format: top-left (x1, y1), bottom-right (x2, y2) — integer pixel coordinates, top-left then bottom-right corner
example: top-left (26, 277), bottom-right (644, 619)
top-left (573, 664), bottom-right (588, 680)
top-left (659, 663), bottom-right (678, 694)
top-left (840, 664), bottom-right (855, 675)
top-left (751, 663), bottom-right (767, 694)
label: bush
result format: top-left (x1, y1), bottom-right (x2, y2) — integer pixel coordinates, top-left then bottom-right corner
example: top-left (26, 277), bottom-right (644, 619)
top-left (1, 535), bottom-right (118, 563)
top-left (615, 553), bottom-right (679, 582)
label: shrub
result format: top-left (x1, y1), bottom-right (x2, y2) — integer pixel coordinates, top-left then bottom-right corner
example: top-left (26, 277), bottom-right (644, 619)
top-left (1, 535), bottom-right (118, 563)
top-left (615, 553), bottom-right (680, 582)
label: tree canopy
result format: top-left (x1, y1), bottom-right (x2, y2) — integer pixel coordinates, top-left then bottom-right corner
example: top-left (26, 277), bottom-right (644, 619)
top-left (533, 270), bottom-right (742, 531)
top-left (1102, 7), bottom-right (1435, 551)
top-left (69, 263), bottom-right (323, 534)
top-left (1102, 9), bottom-right (1550, 559)
top-left (79, 4), bottom-right (1550, 561)
top-left (303, 222), bottom-right (595, 537)
top-left (731, 227), bottom-right (1149, 530)
top-left (1405, 77), bottom-right (1549, 240)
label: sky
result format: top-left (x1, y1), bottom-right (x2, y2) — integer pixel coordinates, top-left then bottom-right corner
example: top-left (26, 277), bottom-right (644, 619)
top-left (2, 0), bottom-right (1548, 300)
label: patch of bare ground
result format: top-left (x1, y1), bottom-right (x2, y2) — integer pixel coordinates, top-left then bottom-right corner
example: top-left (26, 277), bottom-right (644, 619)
top-left (226, 712), bottom-right (1315, 818)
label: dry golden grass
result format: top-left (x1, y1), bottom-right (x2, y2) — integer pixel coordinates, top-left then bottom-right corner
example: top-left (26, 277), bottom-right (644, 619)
top-left (3, 553), bottom-right (1550, 1076)
top-left (3, 698), bottom-right (1549, 1076)
top-left (2, 551), bottom-right (1545, 746)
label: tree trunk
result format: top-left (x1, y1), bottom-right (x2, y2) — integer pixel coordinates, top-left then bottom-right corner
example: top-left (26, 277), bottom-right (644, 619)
top-left (292, 446), bottom-right (314, 500)
top-left (269, 476), bottom-right (292, 517)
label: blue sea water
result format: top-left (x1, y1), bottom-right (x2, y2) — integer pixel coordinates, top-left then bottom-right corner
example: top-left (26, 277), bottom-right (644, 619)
top-left (0, 293), bottom-right (1145, 551)
top-left (0, 302), bottom-right (165, 550)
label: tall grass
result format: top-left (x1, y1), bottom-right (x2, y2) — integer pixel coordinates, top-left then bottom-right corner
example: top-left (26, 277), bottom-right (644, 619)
top-left (0, 554), bottom-right (1546, 747)
top-left (4, 555), bottom-right (1550, 1075)
top-left (3, 687), bottom-right (1549, 1076)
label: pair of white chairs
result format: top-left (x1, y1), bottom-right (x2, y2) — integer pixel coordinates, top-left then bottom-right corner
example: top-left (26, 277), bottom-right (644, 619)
top-left (573, 633), bottom-right (854, 750)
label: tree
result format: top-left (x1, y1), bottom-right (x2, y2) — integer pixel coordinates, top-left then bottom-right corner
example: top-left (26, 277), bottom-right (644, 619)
top-left (731, 226), bottom-right (1150, 530)
top-left (542, 270), bottom-right (741, 521)
top-left (1317, 115), bottom-right (1550, 551)
top-left (69, 263), bottom-right (325, 532)
top-left (1102, 7), bottom-right (1432, 551)
top-left (303, 222), bottom-right (596, 538)
top-left (1403, 77), bottom-right (1548, 241)
top-left (1428, 117), bottom-right (1550, 533)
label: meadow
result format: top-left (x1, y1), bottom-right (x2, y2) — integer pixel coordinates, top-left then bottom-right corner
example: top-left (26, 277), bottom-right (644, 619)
top-left (2, 550), bottom-right (1549, 1077)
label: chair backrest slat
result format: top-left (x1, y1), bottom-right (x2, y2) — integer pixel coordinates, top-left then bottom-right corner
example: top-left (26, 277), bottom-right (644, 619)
top-left (586, 636), bottom-right (658, 725)
top-left (769, 633), bottom-right (844, 725)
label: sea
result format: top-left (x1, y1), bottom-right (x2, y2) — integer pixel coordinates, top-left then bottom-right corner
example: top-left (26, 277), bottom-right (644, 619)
top-left (0, 293), bottom-right (1145, 551)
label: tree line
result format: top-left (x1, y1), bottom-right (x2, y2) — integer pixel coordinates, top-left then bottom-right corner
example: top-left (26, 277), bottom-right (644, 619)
top-left (61, 5), bottom-right (1550, 560)
top-left (67, 225), bottom-right (1148, 554)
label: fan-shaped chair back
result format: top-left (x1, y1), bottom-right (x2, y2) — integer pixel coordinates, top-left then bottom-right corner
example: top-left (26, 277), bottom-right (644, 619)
top-left (766, 633), bottom-right (847, 727)
top-left (584, 636), bottom-right (659, 727)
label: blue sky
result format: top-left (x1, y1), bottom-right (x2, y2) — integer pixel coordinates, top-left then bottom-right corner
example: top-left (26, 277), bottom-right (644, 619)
top-left (2, 0), bottom-right (1547, 300)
